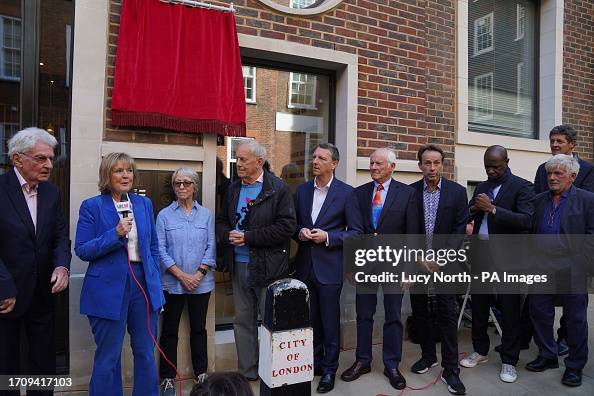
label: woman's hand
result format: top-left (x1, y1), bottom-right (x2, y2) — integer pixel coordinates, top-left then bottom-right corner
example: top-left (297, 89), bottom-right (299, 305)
top-left (178, 271), bottom-right (200, 292)
top-left (116, 218), bottom-right (133, 237)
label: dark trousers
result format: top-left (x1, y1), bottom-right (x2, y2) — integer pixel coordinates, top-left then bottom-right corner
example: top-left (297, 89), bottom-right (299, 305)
top-left (530, 294), bottom-right (588, 370)
top-left (471, 293), bottom-right (521, 365)
top-left (519, 296), bottom-right (533, 346)
top-left (356, 290), bottom-right (403, 369)
top-left (158, 291), bottom-right (211, 379)
top-left (410, 289), bottom-right (459, 371)
top-left (305, 272), bottom-right (342, 375)
top-left (0, 288), bottom-right (55, 396)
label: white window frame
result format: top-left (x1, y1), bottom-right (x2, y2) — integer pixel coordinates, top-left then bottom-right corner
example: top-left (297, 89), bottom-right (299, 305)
top-left (516, 62), bottom-right (524, 114)
top-left (473, 12), bottom-right (494, 56)
top-left (289, 0), bottom-right (317, 9)
top-left (473, 72), bottom-right (493, 121)
top-left (288, 72), bottom-right (317, 110)
top-left (0, 15), bottom-right (21, 81)
top-left (516, 3), bottom-right (526, 41)
top-left (226, 136), bottom-right (255, 177)
top-left (242, 66), bottom-right (256, 104)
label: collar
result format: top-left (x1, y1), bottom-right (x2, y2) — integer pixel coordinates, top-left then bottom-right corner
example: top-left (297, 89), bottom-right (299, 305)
top-left (242, 171), bottom-right (264, 186)
top-left (14, 167), bottom-right (38, 193)
top-left (423, 177), bottom-right (442, 192)
top-left (374, 178), bottom-right (391, 191)
top-left (172, 200), bottom-right (198, 211)
top-left (314, 175), bottom-right (333, 190)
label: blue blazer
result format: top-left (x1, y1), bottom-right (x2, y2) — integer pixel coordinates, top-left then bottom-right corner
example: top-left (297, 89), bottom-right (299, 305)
top-left (0, 169), bottom-right (71, 317)
top-left (75, 193), bottom-right (165, 320)
top-left (293, 178), bottom-right (361, 285)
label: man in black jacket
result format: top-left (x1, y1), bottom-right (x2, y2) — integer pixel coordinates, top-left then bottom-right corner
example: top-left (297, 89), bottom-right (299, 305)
top-left (460, 145), bottom-right (534, 384)
top-left (530, 124), bottom-right (594, 355)
top-left (409, 145), bottom-right (468, 395)
top-left (216, 139), bottom-right (296, 380)
top-left (0, 128), bottom-right (71, 396)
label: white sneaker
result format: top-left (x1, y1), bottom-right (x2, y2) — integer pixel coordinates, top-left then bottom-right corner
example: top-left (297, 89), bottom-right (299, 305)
top-left (460, 352), bottom-right (488, 368)
top-left (499, 364), bottom-right (517, 383)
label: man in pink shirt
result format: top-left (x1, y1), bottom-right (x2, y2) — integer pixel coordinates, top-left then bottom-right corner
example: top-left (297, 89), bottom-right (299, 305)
top-left (0, 127), bottom-right (71, 396)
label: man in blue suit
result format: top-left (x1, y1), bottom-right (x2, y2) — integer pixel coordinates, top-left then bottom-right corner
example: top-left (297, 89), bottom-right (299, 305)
top-left (526, 154), bottom-right (593, 387)
top-left (293, 143), bottom-right (360, 393)
top-left (341, 147), bottom-right (420, 390)
top-left (409, 144), bottom-right (468, 395)
top-left (0, 128), bottom-right (71, 396)
top-left (529, 124), bottom-right (594, 355)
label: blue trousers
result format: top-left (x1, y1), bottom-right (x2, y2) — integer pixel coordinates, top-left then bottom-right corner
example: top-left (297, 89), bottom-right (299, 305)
top-left (530, 294), bottom-right (588, 370)
top-left (306, 273), bottom-right (342, 375)
top-left (356, 291), bottom-right (403, 369)
top-left (88, 263), bottom-right (159, 396)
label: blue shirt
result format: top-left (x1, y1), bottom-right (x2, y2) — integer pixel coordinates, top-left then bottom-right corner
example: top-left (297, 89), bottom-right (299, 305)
top-left (235, 182), bottom-right (263, 263)
top-left (537, 188), bottom-right (570, 255)
top-left (423, 178), bottom-right (442, 248)
top-left (156, 201), bottom-right (216, 294)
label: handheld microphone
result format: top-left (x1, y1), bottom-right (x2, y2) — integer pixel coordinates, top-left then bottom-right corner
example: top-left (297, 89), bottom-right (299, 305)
top-left (115, 193), bottom-right (131, 218)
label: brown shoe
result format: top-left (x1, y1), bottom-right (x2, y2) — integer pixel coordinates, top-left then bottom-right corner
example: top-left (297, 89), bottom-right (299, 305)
top-left (340, 361), bottom-right (371, 382)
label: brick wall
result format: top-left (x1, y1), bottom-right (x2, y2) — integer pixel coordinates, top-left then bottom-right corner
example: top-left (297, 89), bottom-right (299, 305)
top-left (563, 0), bottom-right (594, 161)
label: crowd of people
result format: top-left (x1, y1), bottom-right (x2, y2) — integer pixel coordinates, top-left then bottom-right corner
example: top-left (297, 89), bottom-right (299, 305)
top-left (0, 124), bottom-right (591, 396)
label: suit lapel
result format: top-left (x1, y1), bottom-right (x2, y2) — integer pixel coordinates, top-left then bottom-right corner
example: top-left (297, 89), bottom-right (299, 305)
top-left (377, 178), bottom-right (398, 228)
top-left (560, 188), bottom-right (576, 234)
top-left (362, 182), bottom-right (374, 229)
top-left (314, 179), bottom-right (338, 227)
top-left (130, 193), bottom-right (146, 244)
top-left (493, 179), bottom-right (511, 205)
top-left (304, 181), bottom-right (315, 227)
top-left (35, 182), bottom-right (49, 240)
top-left (5, 170), bottom-right (36, 239)
top-left (101, 193), bottom-right (121, 228)
top-left (434, 178), bottom-right (447, 232)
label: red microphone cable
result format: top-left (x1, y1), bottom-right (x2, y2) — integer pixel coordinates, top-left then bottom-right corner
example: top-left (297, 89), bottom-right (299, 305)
top-left (125, 246), bottom-right (183, 395)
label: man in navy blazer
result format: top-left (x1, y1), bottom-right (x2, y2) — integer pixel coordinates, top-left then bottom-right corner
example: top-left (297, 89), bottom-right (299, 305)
top-left (526, 154), bottom-right (594, 387)
top-left (409, 145), bottom-right (468, 395)
top-left (461, 145), bottom-right (534, 384)
top-left (293, 143), bottom-right (360, 393)
top-left (530, 124), bottom-right (594, 355)
top-left (340, 147), bottom-right (420, 390)
top-left (0, 128), bottom-right (71, 396)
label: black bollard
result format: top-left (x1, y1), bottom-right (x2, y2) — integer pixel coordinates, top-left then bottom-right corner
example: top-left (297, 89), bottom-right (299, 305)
top-left (259, 278), bottom-right (312, 396)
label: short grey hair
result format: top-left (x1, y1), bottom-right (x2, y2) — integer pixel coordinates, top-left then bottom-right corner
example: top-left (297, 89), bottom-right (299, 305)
top-left (171, 166), bottom-right (200, 199)
top-left (8, 127), bottom-right (58, 161)
top-left (236, 139), bottom-right (267, 162)
top-left (545, 154), bottom-right (580, 176)
top-left (372, 147), bottom-right (397, 166)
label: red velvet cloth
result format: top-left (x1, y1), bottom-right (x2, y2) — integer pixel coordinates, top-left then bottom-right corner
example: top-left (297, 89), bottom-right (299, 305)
top-left (111, 0), bottom-right (246, 136)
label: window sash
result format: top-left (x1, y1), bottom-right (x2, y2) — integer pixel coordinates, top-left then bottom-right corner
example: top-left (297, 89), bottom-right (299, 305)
top-left (474, 12), bottom-right (494, 56)
top-left (288, 72), bottom-right (317, 110)
top-left (1, 15), bottom-right (22, 81)
top-left (242, 66), bottom-right (256, 103)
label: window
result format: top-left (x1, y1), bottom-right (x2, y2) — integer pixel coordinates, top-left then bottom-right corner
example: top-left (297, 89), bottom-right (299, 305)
top-left (516, 3), bottom-right (526, 40)
top-left (290, 0), bottom-right (317, 9)
top-left (1, 16), bottom-right (21, 80)
top-left (468, 1), bottom-right (537, 138)
top-left (473, 73), bottom-right (493, 121)
top-left (474, 13), bottom-right (493, 56)
top-left (242, 66), bottom-right (256, 104)
top-left (288, 72), bottom-right (317, 110)
top-left (0, 123), bottom-right (18, 165)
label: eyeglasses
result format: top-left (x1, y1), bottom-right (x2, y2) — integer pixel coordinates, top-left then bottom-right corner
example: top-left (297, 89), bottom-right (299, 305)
top-left (19, 152), bottom-right (55, 165)
top-left (174, 181), bottom-right (194, 188)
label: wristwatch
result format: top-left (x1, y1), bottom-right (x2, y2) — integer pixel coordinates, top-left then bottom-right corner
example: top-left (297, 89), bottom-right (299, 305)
top-left (198, 267), bottom-right (208, 276)
top-left (491, 206), bottom-right (497, 215)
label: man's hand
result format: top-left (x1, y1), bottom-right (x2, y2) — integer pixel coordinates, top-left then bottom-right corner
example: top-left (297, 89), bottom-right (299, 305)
top-left (345, 272), bottom-right (355, 285)
top-left (418, 260), bottom-right (439, 273)
top-left (0, 297), bottom-right (16, 314)
top-left (310, 229), bottom-right (328, 244)
top-left (229, 230), bottom-right (246, 246)
top-left (299, 228), bottom-right (313, 241)
top-left (51, 267), bottom-right (69, 294)
top-left (401, 280), bottom-right (413, 291)
top-left (475, 193), bottom-right (495, 213)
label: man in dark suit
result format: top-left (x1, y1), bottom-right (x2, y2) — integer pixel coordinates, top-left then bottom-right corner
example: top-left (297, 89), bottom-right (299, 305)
top-left (293, 143), bottom-right (360, 393)
top-left (409, 145), bottom-right (468, 395)
top-left (460, 145), bottom-right (534, 384)
top-left (340, 147), bottom-right (419, 390)
top-left (526, 154), bottom-right (593, 387)
top-left (530, 124), bottom-right (594, 355)
top-left (0, 128), bottom-right (71, 396)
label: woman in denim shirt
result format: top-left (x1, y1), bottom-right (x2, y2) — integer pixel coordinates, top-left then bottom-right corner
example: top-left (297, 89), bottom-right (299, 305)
top-left (156, 167), bottom-right (215, 395)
